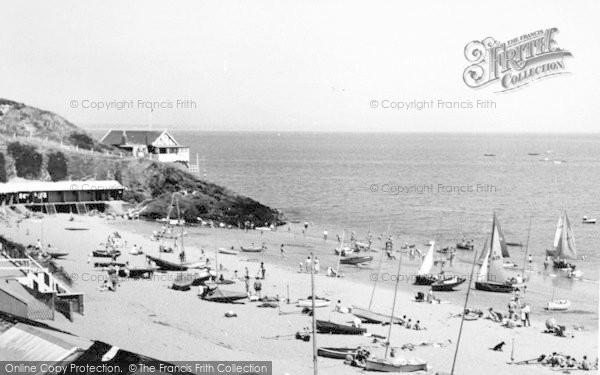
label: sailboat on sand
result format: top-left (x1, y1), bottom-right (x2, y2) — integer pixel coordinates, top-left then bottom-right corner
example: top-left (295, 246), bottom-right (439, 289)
top-left (475, 213), bottom-right (515, 293)
top-left (546, 212), bottom-right (582, 278)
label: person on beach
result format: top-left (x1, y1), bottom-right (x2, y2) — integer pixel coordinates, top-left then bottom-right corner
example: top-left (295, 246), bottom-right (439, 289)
top-left (314, 257), bottom-right (320, 273)
top-left (305, 256), bottom-right (312, 273)
top-left (253, 277), bottom-right (262, 298)
top-left (544, 256), bottom-right (550, 270)
top-left (522, 303), bottom-right (531, 326)
top-left (405, 319), bottom-right (412, 329)
top-left (244, 276), bottom-right (250, 295)
top-left (414, 320), bottom-right (423, 330)
top-left (234, 270), bottom-right (238, 279)
top-left (323, 230), bottom-right (328, 242)
top-left (245, 267), bottom-right (249, 279)
top-left (260, 262), bottom-right (266, 279)
top-left (280, 244), bottom-right (285, 257)
top-left (508, 298), bottom-right (517, 320)
top-left (579, 356), bottom-right (591, 370)
top-left (299, 262), bottom-right (304, 273)
top-left (35, 239), bottom-right (41, 250)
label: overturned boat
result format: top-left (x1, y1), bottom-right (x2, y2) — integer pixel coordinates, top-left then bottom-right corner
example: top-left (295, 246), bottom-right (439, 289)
top-left (339, 255), bottom-right (373, 265)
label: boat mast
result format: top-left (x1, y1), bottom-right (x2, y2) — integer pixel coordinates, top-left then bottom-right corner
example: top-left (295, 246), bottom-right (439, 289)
top-left (450, 250), bottom-right (479, 375)
top-left (310, 251), bottom-right (318, 375)
top-left (335, 231), bottom-right (345, 276)
top-left (384, 248), bottom-right (402, 358)
top-left (488, 212), bottom-right (496, 282)
top-left (522, 215), bottom-right (532, 276)
top-left (369, 221), bottom-right (391, 309)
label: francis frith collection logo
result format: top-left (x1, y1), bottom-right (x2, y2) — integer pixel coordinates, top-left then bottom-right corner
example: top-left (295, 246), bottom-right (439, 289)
top-left (463, 28), bottom-right (572, 92)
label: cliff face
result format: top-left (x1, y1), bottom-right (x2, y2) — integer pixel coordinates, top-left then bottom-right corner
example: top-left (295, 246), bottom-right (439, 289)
top-left (0, 99), bottom-right (283, 225)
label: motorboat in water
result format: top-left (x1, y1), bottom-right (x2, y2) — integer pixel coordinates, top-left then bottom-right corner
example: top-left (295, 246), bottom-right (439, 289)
top-left (582, 216), bottom-right (596, 224)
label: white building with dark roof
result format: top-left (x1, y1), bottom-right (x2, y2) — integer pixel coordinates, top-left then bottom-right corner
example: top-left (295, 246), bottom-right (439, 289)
top-left (100, 130), bottom-right (190, 167)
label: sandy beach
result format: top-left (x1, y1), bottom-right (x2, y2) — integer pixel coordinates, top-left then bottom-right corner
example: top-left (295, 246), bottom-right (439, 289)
top-left (0, 214), bottom-right (596, 374)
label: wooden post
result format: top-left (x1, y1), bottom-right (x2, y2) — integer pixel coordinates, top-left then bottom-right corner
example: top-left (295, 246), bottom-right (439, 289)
top-left (310, 251), bottom-right (318, 375)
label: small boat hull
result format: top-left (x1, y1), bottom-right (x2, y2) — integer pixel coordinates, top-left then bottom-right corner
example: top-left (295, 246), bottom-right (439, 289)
top-left (317, 347), bottom-right (358, 360)
top-left (475, 282), bottom-right (514, 293)
top-left (201, 288), bottom-right (247, 303)
top-left (92, 250), bottom-right (121, 258)
top-left (146, 255), bottom-right (188, 271)
top-left (413, 275), bottom-right (436, 285)
top-left (316, 320), bottom-right (366, 335)
top-left (431, 277), bottom-right (466, 291)
top-left (339, 256), bottom-right (373, 265)
top-left (546, 300), bottom-right (571, 311)
top-left (118, 268), bottom-right (156, 279)
top-left (218, 248), bottom-right (238, 255)
top-left (240, 246), bottom-right (265, 253)
top-left (365, 357), bottom-right (427, 372)
top-left (297, 298), bottom-right (330, 308)
top-left (47, 252), bottom-right (69, 259)
top-left (351, 306), bottom-right (404, 325)
top-left (456, 243), bottom-right (474, 250)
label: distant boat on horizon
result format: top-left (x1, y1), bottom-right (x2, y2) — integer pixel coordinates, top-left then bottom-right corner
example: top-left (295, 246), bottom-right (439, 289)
top-left (528, 152), bottom-right (540, 156)
top-left (484, 153), bottom-right (496, 157)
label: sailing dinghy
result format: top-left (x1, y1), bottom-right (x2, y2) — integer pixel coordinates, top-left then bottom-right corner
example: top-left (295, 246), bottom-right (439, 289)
top-left (475, 214), bottom-right (514, 293)
top-left (546, 212), bottom-right (582, 277)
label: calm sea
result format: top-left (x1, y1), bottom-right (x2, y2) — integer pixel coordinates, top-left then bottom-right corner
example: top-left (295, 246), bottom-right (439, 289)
top-left (91, 130), bottom-right (600, 325)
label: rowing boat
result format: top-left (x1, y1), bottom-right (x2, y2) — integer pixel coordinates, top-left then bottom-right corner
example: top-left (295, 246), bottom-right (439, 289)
top-left (297, 297), bottom-right (330, 308)
top-left (364, 357), bottom-right (427, 372)
top-left (317, 347), bottom-right (358, 360)
top-left (546, 299), bottom-right (571, 311)
top-left (146, 255), bottom-right (188, 271)
top-left (339, 256), bottom-right (373, 265)
top-left (201, 287), bottom-right (247, 303)
top-left (118, 267), bottom-right (156, 279)
top-left (46, 252), bottom-right (69, 259)
top-left (92, 250), bottom-right (121, 258)
top-left (240, 246), bottom-right (265, 253)
top-left (316, 320), bottom-right (366, 335)
top-left (218, 248), bottom-right (238, 255)
top-left (431, 277), bottom-right (466, 291)
top-left (351, 306), bottom-right (404, 325)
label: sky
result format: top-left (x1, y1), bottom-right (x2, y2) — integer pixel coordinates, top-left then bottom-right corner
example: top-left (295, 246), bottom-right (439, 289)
top-left (1, 0), bottom-right (599, 132)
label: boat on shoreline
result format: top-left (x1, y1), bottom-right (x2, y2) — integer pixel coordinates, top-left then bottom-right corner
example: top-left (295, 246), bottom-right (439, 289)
top-left (456, 241), bottom-right (474, 250)
top-left (240, 244), bottom-right (266, 253)
top-left (546, 299), bottom-right (571, 311)
top-left (339, 255), bottom-right (373, 265)
top-left (475, 213), bottom-right (515, 293)
top-left (317, 347), bottom-right (358, 360)
top-left (316, 320), bottom-right (366, 335)
top-left (351, 306), bottom-right (404, 325)
top-left (218, 248), bottom-right (238, 255)
top-left (546, 212), bottom-right (582, 277)
top-left (200, 286), bottom-right (247, 303)
top-left (365, 357), bottom-right (427, 372)
top-left (414, 242), bottom-right (437, 285)
top-left (92, 249), bottom-right (121, 258)
top-left (297, 297), bottom-right (330, 308)
top-left (431, 276), bottom-right (466, 291)
top-left (582, 216), bottom-right (596, 224)
top-left (146, 255), bottom-right (188, 271)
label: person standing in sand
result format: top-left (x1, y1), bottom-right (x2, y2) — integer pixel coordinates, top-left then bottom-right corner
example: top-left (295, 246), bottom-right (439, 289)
top-left (305, 256), bottom-right (312, 273)
top-left (314, 257), bottom-right (320, 273)
top-left (244, 275), bottom-right (250, 295)
top-left (323, 230), bottom-right (328, 242)
top-left (253, 277), bottom-right (262, 298)
top-left (280, 244), bottom-right (285, 257)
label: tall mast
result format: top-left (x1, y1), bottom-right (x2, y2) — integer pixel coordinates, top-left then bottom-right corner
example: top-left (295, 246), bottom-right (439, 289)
top-left (522, 215), bottom-right (532, 275)
top-left (369, 221), bottom-right (391, 309)
top-left (310, 251), bottom-right (318, 375)
top-left (488, 212), bottom-right (496, 282)
top-left (450, 250), bottom-right (479, 375)
top-left (384, 248), bottom-right (402, 358)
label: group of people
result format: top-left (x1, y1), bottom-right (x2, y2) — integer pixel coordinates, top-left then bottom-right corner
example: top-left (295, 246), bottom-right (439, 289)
top-left (486, 291), bottom-right (531, 328)
top-left (537, 353), bottom-right (596, 371)
top-left (299, 255), bottom-right (320, 274)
